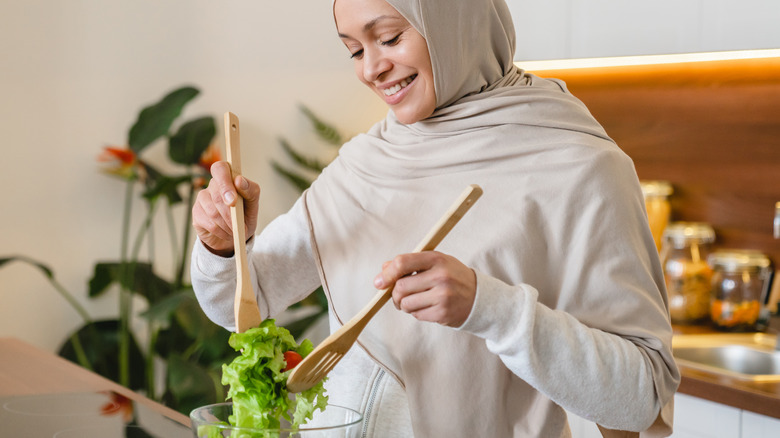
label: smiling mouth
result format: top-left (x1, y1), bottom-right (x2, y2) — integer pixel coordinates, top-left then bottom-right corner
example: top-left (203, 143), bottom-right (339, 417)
top-left (382, 74), bottom-right (417, 96)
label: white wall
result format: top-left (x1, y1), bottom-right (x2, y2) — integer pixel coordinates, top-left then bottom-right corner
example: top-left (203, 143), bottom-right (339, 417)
top-left (0, 0), bottom-right (387, 352)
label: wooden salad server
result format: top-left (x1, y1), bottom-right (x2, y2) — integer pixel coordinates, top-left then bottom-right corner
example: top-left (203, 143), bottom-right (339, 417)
top-left (287, 184), bottom-right (483, 392)
top-left (225, 112), bottom-right (262, 333)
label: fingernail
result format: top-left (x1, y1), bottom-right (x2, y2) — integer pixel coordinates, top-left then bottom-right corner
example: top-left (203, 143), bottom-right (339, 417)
top-left (224, 191), bottom-right (235, 204)
top-left (374, 275), bottom-right (384, 288)
top-left (238, 177), bottom-right (249, 190)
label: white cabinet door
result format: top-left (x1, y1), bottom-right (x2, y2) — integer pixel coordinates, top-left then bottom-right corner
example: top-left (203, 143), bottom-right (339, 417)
top-left (506, 0), bottom-right (780, 61)
top-left (741, 411), bottom-right (780, 438)
top-left (568, 0), bottom-right (700, 59)
top-left (671, 393), bottom-right (741, 438)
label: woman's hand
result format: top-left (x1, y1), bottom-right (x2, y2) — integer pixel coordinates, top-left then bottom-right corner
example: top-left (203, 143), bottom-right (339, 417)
top-left (374, 252), bottom-right (477, 327)
top-left (192, 161), bottom-right (261, 257)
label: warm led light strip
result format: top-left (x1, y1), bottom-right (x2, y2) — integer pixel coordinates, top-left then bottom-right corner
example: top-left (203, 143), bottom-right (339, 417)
top-left (516, 48), bottom-right (780, 71)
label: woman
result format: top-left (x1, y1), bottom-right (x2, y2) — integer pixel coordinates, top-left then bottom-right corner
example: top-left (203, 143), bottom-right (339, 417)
top-left (191, 0), bottom-right (680, 436)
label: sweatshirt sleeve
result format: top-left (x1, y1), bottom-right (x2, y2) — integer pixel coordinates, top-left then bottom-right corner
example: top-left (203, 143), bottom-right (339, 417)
top-left (190, 196), bottom-right (322, 332)
top-left (458, 270), bottom-right (665, 432)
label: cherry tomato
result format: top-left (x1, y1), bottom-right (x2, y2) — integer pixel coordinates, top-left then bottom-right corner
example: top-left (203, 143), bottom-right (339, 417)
top-left (283, 351), bottom-right (302, 372)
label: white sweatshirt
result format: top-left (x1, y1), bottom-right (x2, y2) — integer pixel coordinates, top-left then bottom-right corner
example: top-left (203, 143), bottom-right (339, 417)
top-left (191, 196), bottom-right (669, 437)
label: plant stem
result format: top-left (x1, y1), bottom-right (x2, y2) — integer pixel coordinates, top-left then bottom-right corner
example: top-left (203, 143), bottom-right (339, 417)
top-left (118, 179), bottom-right (135, 387)
top-left (15, 256), bottom-right (94, 324)
top-left (68, 331), bottom-right (93, 371)
top-left (130, 200), bottom-right (158, 262)
top-left (146, 325), bottom-right (159, 400)
top-left (165, 200), bottom-right (179, 278)
top-left (174, 179), bottom-right (195, 290)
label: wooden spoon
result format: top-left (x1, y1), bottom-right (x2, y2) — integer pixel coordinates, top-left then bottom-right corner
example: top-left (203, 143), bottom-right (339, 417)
top-left (225, 112), bottom-right (262, 333)
top-left (287, 184), bottom-right (483, 392)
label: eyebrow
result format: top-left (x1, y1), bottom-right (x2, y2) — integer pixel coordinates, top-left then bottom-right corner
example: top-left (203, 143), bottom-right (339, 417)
top-left (337, 15), bottom-right (403, 39)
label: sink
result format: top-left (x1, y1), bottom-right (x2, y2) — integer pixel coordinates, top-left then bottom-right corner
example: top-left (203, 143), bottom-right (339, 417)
top-left (672, 332), bottom-right (780, 382)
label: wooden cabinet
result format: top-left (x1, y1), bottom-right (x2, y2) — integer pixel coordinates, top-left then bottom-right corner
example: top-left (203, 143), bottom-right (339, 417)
top-left (506, 0), bottom-right (780, 61)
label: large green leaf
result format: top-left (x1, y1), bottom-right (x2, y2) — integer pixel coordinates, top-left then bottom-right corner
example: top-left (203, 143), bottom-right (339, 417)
top-left (0, 255), bottom-right (54, 278)
top-left (128, 86), bottom-right (199, 153)
top-left (278, 138), bottom-right (328, 173)
top-left (89, 262), bottom-right (173, 304)
top-left (140, 162), bottom-right (185, 204)
top-left (163, 353), bottom-right (223, 414)
top-left (149, 288), bottom-right (232, 365)
top-left (271, 162), bottom-right (313, 192)
top-left (168, 116), bottom-right (216, 165)
top-left (299, 104), bottom-right (343, 146)
top-left (58, 319), bottom-right (147, 391)
top-left (140, 289), bottom-right (192, 329)
top-left (142, 174), bottom-right (190, 205)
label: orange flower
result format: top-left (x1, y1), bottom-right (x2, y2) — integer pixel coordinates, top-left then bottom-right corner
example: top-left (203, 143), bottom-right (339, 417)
top-left (100, 391), bottom-right (134, 423)
top-left (98, 146), bottom-right (138, 180)
top-left (198, 142), bottom-right (221, 171)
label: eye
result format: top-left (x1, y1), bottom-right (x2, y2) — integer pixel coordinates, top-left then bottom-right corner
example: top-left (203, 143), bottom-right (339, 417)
top-left (350, 49), bottom-right (364, 60)
top-left (380, 33), bottom-right (402, 46)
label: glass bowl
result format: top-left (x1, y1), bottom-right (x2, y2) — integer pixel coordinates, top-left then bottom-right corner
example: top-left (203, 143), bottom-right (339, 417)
top-left (189, 402), bottom-right (363, 437)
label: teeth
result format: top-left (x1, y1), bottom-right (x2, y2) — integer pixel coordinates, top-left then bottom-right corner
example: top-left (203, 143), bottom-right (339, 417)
top-left (383, 75), bottom-right (415, 96)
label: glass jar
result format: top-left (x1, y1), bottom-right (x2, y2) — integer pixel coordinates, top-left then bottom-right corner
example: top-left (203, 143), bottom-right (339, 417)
top-left (660, 222), bottom-right (715, 324)
top-left (640, 181), bottom-right (673, 253)
top-left (708, 250), bottom-right (772, 332)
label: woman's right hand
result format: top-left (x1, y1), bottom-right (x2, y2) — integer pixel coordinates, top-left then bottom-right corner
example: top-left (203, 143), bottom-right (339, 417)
top-left (192, 161), bottom-right (261, 257)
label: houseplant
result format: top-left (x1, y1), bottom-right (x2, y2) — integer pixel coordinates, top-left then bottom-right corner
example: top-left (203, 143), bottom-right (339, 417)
top-left (0, 89), bottom-right (346, 414)
top-left (2, 85), bottom-right (230, 414)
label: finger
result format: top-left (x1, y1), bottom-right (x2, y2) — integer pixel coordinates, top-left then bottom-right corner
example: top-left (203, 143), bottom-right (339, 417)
top-left (391, 267), bottom-right (440, 308)
top-left (193, 196), bottom-right (233, 242)
top-left (207, 178), bottom-right (234, 229)
top-left (374, 252), bottom-right (437, 290)
top-left (234, 175), bottom-right (260, 203)
top-left (395, 284), bottom-right (436, 313)
top-left (210, 161), bottom-right (238, 206)
top-left (234, 175), bottom-right (261, 235)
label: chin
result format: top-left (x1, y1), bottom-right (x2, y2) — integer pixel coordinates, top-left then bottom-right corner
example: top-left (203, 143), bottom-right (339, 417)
top-left (392, 108), bottom-right (433, 125)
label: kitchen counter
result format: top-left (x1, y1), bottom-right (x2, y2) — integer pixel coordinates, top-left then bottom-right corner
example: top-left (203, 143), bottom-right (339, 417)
top-left (4, 333), bottom-right (778, 427)
top-left (672, 325), bottom-right (780, 420)
top-left (0, 337), bottom-right (190, 431)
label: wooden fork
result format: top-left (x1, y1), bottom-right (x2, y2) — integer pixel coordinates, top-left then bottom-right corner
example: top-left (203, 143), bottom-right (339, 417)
top-left (225, 112), bottom-right (262, 334)
top-left (286, 184), bottom-right (483, 392)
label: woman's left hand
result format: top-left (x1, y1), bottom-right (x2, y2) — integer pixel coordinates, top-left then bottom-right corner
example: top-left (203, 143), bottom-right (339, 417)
top-left (374, 251), bottom-right (477, 327)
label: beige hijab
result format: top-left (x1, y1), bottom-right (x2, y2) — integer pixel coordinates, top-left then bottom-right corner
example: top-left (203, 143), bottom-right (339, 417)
top-left (306, 0), bottom-right (678, 436)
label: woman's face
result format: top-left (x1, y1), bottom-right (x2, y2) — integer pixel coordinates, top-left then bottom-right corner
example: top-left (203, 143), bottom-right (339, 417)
top-left (335, 0), bottom-right (436, 124)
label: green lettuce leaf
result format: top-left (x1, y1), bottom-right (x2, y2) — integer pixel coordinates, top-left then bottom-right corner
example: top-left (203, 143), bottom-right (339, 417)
top-left (221, 319), bottom-right (328, 436)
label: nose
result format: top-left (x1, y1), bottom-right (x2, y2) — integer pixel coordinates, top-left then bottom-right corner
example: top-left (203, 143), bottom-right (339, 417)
top-left (361, 46), bottom-right (392, 83)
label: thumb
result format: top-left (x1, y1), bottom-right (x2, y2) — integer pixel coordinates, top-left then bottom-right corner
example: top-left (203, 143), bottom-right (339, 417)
top-left (210, 161), bottom-right (238, 206)
top-left (234, 175), bottom-right (261, 233)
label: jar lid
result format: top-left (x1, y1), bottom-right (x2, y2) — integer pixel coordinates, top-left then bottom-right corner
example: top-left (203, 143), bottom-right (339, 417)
top-left (640, 180), bottom-right (673, 198)
top-left (662, 222), bottom-right (716, 246)
top-left (708, 249), bottom-right (771, 272)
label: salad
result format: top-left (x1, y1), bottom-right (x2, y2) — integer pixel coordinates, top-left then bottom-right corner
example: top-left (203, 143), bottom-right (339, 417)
top-left (203, 319), bottom-right (328, 437)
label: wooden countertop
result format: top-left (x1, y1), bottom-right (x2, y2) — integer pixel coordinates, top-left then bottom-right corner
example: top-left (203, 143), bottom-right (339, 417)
top-left (0, 337), bottom-right (189, 426)
top-left (4, 332), bottom-right (778, 424)
top-left (672, 325), bottom-right (780, 419)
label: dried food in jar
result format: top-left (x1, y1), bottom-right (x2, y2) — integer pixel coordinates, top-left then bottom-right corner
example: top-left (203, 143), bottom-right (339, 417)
top-left (665, 258), bottom-right (713, 323)
top-left (710, 299), bottom-right (761, 329)
top-left (661, 222), bottom-right (716, 324)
